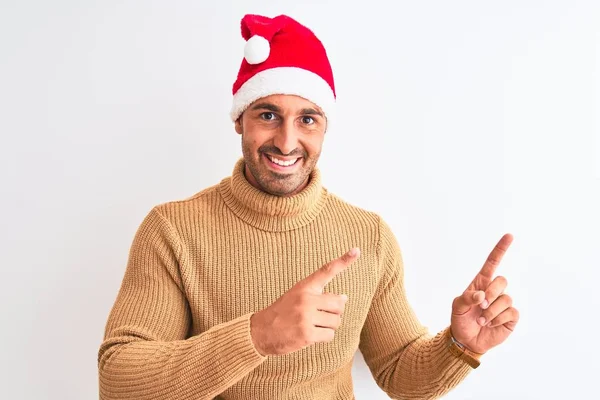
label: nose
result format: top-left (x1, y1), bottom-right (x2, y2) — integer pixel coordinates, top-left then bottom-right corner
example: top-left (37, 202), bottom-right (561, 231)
top-left (273, 119), bottom-right (300, 156)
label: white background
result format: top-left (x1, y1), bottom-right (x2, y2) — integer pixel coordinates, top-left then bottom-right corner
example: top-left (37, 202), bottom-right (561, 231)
top-left (1, 1), bottom-right (599, 399)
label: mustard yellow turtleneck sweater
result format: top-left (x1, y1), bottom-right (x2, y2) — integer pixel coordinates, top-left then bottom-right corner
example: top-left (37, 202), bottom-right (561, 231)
top-left (98, 158), bottom-right (475, 400)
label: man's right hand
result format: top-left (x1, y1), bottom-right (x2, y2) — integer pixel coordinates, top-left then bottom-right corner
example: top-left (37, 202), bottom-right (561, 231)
top-left (249, 247), bottom-right (361, 356)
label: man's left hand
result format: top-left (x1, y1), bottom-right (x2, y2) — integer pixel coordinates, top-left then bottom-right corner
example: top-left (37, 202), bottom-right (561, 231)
top-left (450, 233), bottom-right (519, 355)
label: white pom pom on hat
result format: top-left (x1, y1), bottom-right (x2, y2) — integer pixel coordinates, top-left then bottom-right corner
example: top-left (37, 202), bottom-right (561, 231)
top-left (244, 35), bottom-right (270, 65)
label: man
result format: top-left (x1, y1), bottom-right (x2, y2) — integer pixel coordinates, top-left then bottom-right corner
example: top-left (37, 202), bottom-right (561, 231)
top-left (98, 14), bottom-right (519, 400)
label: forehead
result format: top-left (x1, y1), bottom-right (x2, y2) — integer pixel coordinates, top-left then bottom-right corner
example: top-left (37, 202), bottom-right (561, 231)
top-left (249, 94), bottom-right (322, 113)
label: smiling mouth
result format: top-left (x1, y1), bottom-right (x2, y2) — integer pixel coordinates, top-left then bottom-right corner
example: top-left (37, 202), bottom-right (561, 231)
top-left (264, 153), bottom-right (302, 167)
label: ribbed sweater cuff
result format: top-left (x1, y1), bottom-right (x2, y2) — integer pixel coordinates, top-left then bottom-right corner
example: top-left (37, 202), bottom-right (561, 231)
top-left (191, 311), bottom-right (268, 375)
top-left (432, 326), bottom-right (476, 376)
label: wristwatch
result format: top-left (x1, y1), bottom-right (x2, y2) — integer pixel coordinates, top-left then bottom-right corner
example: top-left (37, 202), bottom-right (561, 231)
top-left (445, 328), bottom-right (482, 369)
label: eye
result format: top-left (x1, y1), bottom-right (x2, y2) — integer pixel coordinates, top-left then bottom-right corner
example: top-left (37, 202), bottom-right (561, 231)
top-left (260, 112), bottom-right (277, 121)
top-left (301, 116), bottom-right (315, 125)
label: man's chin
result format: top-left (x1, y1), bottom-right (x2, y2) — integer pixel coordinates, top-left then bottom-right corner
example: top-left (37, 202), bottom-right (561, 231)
top-left (258, 180), bottom-right (298, 197)
top-left (245, 158), bottom-right (311, 196)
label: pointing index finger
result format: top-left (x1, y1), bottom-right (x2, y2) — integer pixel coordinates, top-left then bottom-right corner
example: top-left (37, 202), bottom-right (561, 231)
top-left (478, 233), bottom-right (513, 279)
top-left (303, 248), bottom-right (360, 292)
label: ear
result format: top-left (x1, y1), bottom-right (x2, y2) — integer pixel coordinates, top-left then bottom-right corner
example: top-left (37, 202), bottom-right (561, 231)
top-left (235, 117), bottom-right (243, 135)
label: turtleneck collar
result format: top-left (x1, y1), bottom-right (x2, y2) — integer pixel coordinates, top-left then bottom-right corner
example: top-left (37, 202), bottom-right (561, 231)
top-left (218, 158), bottom-right (329, 232)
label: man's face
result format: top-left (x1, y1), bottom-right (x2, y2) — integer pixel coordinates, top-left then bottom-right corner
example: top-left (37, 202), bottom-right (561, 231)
top-left (235, 94), bottom-right (327, 197)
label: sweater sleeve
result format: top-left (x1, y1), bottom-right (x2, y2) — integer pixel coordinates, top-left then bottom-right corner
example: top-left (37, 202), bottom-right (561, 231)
top-left (98, 207), bottom-right (267, 400)
top-left (358, 217), bottom-right (474, 400)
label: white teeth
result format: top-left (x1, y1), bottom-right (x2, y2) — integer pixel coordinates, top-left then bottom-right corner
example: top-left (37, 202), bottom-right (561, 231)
top-left (267, 155), bottom-right (299, 167)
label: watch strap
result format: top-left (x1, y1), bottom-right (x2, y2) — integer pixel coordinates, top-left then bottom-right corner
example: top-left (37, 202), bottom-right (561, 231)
top-left (445, 328), bottom-right (483, 369)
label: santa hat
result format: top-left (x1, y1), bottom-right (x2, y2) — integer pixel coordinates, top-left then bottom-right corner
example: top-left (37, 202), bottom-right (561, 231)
top-left (230, 14), bottom-right (336, 124)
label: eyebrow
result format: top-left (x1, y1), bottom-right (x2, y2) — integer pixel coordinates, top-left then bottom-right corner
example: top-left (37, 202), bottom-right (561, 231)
top-left (251, 103), bottom-right (281, 112)
top-left (300, 108), bottom-right (324, 117)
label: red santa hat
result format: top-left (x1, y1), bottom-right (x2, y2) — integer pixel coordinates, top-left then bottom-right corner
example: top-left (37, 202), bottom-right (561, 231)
top-left (230, 14), bottom-right (336, 124)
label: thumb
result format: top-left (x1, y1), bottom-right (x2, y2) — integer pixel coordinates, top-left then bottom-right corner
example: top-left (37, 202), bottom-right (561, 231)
top-left (300, 247), bottom-right (360, 293)
top-left (452, 290), bottom-right (485, 315)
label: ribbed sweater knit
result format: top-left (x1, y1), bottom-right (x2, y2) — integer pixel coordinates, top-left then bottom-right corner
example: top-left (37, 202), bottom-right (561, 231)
top-left (98, 158), bottom-right (475, 400)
